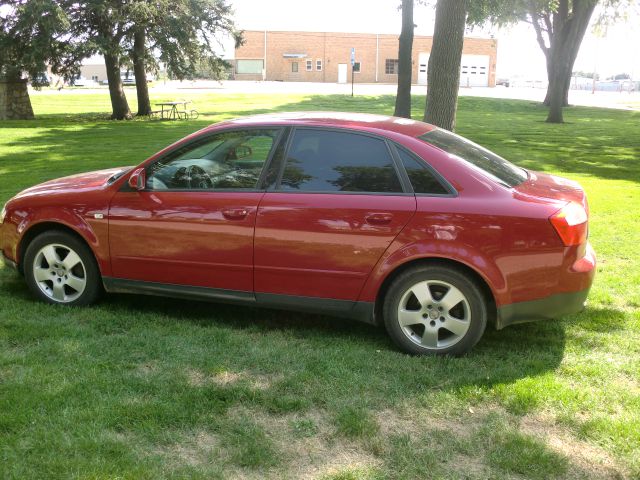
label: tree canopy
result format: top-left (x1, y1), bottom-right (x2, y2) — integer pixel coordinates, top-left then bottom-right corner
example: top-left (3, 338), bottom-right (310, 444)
top-left (124, 0), bottom-right (242, 115)
top-left (57, 0), bottom-right (240, 119)
top-left (0, 0), bottom-right (83, 83)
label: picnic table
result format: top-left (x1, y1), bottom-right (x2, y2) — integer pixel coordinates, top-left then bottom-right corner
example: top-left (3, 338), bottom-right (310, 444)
top-left (153, 100), bottom-right (198, 120)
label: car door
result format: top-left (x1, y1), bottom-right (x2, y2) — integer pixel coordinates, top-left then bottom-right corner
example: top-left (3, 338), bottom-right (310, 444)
top-left (108, 128), bottom-right (282, 293)
top-left (253, 128), bottom-right (416, 301)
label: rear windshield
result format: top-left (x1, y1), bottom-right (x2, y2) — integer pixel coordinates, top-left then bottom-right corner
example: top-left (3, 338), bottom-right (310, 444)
top-left (418, 129), bottom-right (528, 187)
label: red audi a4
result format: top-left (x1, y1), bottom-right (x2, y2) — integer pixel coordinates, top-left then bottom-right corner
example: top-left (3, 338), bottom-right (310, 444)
top-left (0, 112), bottom-right (595, 355)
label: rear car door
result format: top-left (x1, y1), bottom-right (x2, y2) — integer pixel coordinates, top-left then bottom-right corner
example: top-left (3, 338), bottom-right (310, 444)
top-left (108, 128), bottom-right (282, 293)
top-left (254, 128), bottom-right (416, 301)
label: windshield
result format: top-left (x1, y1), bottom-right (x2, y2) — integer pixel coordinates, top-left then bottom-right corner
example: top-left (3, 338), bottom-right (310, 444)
top-left (418, 129), bottom-right (528, 187)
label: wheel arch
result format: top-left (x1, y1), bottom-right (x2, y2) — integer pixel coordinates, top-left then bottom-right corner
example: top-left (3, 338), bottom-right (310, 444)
top-left (18, 222), bottom-right (97, 274)
top-left (373, 257), bottom-right (498, 328)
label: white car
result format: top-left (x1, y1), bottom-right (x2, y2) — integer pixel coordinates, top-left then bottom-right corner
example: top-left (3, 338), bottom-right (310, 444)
top-left (72, 77), bottom-right (98, 87)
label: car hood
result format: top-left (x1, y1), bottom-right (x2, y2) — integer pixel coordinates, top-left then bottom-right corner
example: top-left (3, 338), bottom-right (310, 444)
top-left (514, 170), bottom-right (587, 210)
top-left (13, 167), bottom-right (131, 199)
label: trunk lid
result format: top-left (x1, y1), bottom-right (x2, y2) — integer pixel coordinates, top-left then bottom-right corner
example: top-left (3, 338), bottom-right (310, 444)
top-left (514, 170), bottom-right (587, 212)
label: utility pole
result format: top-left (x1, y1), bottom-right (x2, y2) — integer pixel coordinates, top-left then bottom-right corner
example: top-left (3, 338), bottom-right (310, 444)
top-left (351, 64), bottom-right (355, 97)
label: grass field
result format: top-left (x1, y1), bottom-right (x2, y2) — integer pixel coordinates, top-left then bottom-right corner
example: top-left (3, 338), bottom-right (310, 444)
top-left (1, 90), bottom-right (639, 479)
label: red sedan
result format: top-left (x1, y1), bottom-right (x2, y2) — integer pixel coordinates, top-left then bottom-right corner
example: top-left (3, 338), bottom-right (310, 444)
top-left (0, 112), bottom-right (595, 355)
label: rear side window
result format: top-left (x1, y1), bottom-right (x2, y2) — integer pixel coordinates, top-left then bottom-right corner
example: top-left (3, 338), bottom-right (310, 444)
top-left (397, 147), bottom-right (449, 195)
top-left (418, 129), bottom-right (527, 187)
top-left (280, 130), bottom-right (404, 193)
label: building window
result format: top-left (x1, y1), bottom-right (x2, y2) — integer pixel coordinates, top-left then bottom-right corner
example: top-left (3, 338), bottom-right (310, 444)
top-left (236, 59), bottom-right (264, 74)
top-left (292, 62), bottom-right (299, 73)
top-left (353, 62), bottom-right (361, 73)
top-left (91, 75), bottom-right (99, 82)
top-left (316, 59), bottom-right (323, 71)
top-left (385, 59), bottom-right (399, 74)
top-left (306, 60), bottom-right (312, 71)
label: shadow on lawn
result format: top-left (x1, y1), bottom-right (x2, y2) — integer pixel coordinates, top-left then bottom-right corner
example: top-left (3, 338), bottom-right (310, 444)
top-left (0, 265), bottom-right (568, 404)
top-left (96, 284), bottom-right (565, 394)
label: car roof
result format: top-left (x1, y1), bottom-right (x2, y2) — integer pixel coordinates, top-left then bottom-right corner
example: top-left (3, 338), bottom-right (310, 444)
top-left (209, 111), bottom-right (437, 138)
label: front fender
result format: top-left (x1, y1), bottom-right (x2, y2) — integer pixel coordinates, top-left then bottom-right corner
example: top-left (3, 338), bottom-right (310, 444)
top-left (14, 205), bottom-right (111, 276)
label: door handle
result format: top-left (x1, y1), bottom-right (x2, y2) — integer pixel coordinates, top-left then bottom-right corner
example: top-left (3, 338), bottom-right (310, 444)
top-left (365, 213), bottom-right (393, 225)
top-left (222, 208), bottom-right (249, 220)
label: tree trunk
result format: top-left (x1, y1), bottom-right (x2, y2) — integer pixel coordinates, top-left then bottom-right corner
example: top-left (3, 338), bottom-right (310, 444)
top-left (545, 5), bottom-right (595, 123)
top-left (0, 78), bottom-right (35, 120)
top-left (533, 1), bottom-right (597, 122)
top-left (394, 0), bottom-right (414, 119)
top-left (132, 28), bottom-right (152, 116)
top-left (104, 52), bottom-right (132, 120)
top-left (543, 56), bottom-right (553, 106)
top-left (424, 0), bottom-right (467, 131)
top-left (546, 64), bottom-right (570, 122)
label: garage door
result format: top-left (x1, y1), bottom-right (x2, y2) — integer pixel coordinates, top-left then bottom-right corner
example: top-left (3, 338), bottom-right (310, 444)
top-left (460, 55), bottom-right (489, 87)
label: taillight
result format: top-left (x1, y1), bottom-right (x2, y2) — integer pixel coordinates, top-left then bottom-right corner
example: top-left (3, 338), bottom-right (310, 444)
top-left (549, 202), bottom-right (588, 246)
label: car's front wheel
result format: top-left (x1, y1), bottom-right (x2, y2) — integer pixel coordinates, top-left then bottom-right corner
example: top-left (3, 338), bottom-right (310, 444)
top-left (24, 231), bottom-right (102, 306)
top-left (383, 265), bottom-right (487, 355)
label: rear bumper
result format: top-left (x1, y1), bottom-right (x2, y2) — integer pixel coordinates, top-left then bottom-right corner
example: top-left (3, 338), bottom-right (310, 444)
top-left (496, 287), bottom-right (590, 329)
top-left (496, 242), bottom-right (595, 329)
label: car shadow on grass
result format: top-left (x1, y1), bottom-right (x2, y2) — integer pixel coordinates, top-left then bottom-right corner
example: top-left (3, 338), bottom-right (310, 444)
top-left (1, 264), bottom-right (570, 400)
top-left (101, 284), bottom-right (572, 397)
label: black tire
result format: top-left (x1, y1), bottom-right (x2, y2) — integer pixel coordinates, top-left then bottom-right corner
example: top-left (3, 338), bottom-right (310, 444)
top-left (383, 265), bottom-right (487, 356)
top-left (23, 230), bottom-right (102, 306)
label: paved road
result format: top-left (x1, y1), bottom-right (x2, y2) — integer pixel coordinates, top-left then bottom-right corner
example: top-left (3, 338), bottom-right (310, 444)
top-left (31, 80), bottom-right (640, 111)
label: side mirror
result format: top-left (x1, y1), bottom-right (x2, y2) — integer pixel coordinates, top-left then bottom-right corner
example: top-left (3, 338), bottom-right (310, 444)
top-left (128, 168), bottom-right (146, 191)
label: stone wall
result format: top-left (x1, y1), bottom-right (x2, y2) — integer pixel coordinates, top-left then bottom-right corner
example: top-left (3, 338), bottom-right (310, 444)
top-left (0, 80), bottom-right (35, 120)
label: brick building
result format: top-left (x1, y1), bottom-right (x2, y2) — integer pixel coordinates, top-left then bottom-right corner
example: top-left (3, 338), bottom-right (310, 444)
top-left (234, 30), bottom-right (498, 87)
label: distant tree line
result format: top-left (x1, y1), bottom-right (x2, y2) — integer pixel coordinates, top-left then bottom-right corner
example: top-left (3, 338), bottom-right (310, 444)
top-left (0, 0), bottom-right (241, 120)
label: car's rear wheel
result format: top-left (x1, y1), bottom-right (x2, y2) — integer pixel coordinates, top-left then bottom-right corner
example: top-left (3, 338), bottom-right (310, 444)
top-left (24, 231), bottom-right (101, 306)
top-left (383, 265), bottom-right (487, 355)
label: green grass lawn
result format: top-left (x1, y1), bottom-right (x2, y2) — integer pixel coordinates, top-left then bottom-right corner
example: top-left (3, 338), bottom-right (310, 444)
top-left (1, 90), bottom-right (639, 479)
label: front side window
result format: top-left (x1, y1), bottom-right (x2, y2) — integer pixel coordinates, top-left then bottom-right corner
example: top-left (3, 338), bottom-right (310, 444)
top-left (306, 60), bottom-right (312, 71)
top-left (418, 129), bottom-right (527, 187)
top-left (280, 129), bottom-right (403, 193)
top-left (316, 59), bottom-right (323, 71)
top-left (353, 62), bottom-right (361, 73)
top-left (146, 129), bottom-right (280, 190)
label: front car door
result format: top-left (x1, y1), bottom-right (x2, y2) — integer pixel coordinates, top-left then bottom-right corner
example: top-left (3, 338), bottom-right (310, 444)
top-left (108, 128), bottom-right (282, 294)
top-left (254, 128), bottom-right (417, 302)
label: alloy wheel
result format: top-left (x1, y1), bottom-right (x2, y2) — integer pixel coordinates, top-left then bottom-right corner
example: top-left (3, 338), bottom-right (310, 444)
top-left (397, 280), bottom-right (471, 349)
top-left (32, 243), bottom-right (87, 303)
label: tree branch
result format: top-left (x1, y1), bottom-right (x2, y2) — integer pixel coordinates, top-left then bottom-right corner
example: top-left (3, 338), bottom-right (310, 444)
top-left (529, 11), bottom-right (550, 57)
